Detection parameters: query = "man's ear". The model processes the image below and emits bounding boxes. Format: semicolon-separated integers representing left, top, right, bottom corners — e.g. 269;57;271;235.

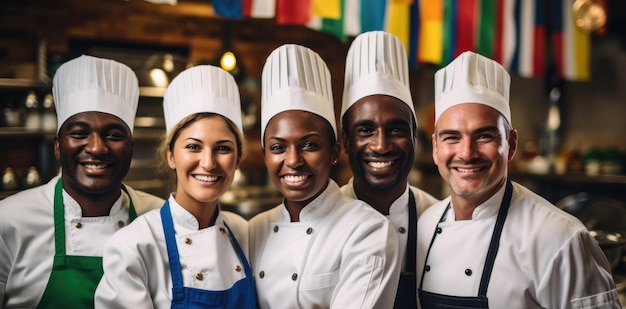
431;133;439;166
54;135;61;161
507;129;519;161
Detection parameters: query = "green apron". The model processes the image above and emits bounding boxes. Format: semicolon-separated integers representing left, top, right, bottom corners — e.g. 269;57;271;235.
36;179;136;309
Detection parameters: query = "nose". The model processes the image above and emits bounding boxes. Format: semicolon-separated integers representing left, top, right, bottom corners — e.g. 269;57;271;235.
84;134;108;155
285;147;303;169
457;136;479;161
200;150;216;170
369;130;392;154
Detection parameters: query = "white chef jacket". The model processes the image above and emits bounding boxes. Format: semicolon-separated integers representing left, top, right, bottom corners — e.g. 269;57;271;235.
0;176;163;309
95;195;250;309
249;180;401;309
417;180;621;308
341;177;439;270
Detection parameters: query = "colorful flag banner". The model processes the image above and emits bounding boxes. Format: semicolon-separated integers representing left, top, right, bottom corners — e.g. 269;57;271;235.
243;0;276;18
216;0;593;81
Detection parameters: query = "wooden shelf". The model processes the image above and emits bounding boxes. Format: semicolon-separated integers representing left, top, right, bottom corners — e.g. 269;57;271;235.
0;78;50;89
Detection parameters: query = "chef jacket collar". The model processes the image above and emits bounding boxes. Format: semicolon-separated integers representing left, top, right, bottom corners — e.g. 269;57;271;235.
167;195;226;231
445;180;508;222
277;180;341;222
61;183;125;218
388;184;411;217
344;177;410;218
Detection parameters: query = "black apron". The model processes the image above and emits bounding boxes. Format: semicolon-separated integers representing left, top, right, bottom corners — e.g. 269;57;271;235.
418;181;513;309
37;179;136;309
161;201;258;308
394;191;417;308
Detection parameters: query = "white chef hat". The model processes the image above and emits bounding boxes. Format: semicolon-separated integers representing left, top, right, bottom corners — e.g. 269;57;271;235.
261;44;335;145
435;51;511;125
163;65;242;134
341;31;416;125
52;55;139;133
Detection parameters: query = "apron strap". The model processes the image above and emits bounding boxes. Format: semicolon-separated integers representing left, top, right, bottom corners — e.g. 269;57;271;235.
53;180;137;256
477;180;513;297
405;190;417;273
418;200;449;289
160;201;186;301
419;180;514;298
121;184;137;222
223;221;254;278
53;179;66;257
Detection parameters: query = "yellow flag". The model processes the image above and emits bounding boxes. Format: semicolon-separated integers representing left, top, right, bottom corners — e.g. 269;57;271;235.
386;0;410;51
313;0;341;19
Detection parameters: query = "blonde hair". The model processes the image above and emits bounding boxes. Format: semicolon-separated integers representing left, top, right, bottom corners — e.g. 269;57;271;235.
157;113;247;188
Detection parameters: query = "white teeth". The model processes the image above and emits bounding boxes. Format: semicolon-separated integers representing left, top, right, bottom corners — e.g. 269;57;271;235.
283;175;307;183
84;164;106;169
368;161;393;168
457;167;482;172
194;175;218;182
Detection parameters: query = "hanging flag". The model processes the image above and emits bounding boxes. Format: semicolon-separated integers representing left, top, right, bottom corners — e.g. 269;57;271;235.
313;0;341;19
361;0;387;31
276;0;311;25
453;0;478;57
418;0;443;65
307;0;347;41
516;0;535;77
213;0;244;19
532;0;546;78
550;0;564;76
441;0;456;65
243;0;276;18
386;0;411;50
509;0;521;73
476;0;495;58
408;0;420;67
344;0;361;36
563;0;590;80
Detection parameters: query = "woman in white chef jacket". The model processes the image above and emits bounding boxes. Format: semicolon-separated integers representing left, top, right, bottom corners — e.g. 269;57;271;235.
248;44;401;309
95;65;257;308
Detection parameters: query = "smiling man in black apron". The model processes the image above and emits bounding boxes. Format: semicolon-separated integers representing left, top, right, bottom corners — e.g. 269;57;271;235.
0;55;163;308
416;51;620;308
340;31;440;308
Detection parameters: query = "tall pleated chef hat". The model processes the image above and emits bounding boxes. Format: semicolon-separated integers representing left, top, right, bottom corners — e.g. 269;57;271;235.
53;55;139;133
341;31;416;125
261;44;335;145
163;65;242;134
435;51;511;125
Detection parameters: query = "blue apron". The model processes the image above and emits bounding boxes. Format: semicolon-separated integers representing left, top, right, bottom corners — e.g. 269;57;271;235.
418;181;513;309
160;201;257;309
37;179;136;309
394;191;417;309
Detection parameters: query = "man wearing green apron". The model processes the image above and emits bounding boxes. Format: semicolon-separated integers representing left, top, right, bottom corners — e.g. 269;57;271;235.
0;55;163;308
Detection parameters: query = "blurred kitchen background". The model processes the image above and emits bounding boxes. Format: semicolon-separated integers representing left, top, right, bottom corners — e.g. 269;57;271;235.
1;0;626;299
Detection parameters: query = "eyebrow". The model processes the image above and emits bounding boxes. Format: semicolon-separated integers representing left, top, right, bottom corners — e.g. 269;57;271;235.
65;121;129;133
267;132;320;143
352;118;411;128
184;137;235;144
437;125;500;137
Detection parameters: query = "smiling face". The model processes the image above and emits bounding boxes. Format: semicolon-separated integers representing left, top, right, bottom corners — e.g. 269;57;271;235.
167;115;239;208
342;95;416;194
263;110;340;210
55;112;133;199
432;103;517;206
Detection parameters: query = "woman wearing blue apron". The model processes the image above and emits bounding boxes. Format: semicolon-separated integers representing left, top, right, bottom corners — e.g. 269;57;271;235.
95;65;256;308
